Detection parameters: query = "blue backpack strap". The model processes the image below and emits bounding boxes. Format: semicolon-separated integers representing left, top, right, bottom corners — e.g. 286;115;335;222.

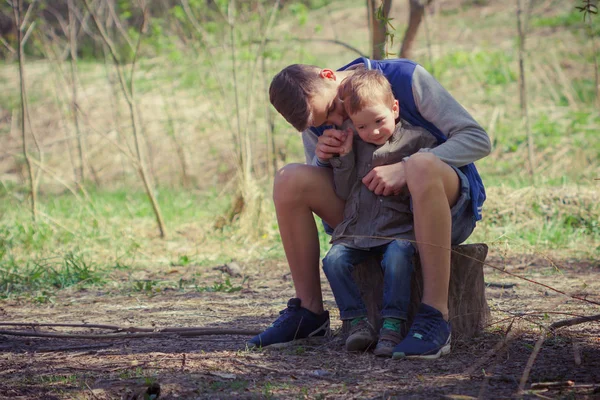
371;59;485;221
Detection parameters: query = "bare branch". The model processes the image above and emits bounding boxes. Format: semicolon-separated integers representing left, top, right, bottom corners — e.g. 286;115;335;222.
0;34;15;54
18;0;36;31
106;0;134;50
20;19;34;45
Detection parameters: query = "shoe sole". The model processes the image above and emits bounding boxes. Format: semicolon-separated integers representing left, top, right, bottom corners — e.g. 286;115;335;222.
373;347;393;357
391;341;451;360
346;337;376;352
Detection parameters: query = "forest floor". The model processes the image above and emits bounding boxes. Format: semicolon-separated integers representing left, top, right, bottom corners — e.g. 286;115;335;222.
1;253;599;399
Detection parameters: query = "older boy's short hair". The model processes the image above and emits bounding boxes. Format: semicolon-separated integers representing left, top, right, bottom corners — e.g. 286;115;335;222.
338;69;394;116
269;64;323;131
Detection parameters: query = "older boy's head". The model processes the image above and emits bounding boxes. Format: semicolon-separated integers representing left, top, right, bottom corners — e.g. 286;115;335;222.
337;69;399;145
269;64;347;131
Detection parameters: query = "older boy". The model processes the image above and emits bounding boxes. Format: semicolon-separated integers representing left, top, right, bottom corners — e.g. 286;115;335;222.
247;57;491;359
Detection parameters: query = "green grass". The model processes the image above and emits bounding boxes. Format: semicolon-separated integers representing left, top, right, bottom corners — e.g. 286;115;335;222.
0;0;599;300
0;251;106;298
531;7;599;36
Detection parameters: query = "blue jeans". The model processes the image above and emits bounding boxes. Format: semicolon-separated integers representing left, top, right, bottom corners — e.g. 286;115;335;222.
322;240;415;320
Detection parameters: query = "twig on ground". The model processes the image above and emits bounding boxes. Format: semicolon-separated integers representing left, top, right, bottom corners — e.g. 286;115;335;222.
466;320;515;376
518;330;547;394
486;310;596;329
486;282;518;288
530;381;574;390
84;382;100;400
37;343;113;353
573;342;581;366
232;359;283;375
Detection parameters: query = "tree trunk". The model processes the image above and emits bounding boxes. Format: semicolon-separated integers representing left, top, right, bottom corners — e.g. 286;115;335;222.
342;243;489;342
366;0;391;60
399;0;431;59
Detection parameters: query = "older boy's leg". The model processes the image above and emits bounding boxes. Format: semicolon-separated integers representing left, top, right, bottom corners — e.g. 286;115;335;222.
405;153;460;318
247;163;344;348
392;153;460;359
273;163;345;313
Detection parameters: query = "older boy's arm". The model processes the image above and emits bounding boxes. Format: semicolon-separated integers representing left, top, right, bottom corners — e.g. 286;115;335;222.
302;129;330;166
412;65;492;166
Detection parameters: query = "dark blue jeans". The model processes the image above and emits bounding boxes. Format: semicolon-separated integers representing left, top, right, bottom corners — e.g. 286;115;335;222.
322;240;415;321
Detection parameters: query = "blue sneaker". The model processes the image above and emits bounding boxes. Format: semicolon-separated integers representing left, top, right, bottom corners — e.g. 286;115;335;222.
247;298;330;348
392;303;451;360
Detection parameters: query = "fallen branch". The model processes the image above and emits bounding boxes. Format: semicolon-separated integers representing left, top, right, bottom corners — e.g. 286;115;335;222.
0;322;261;335
0;322;140;330
0;328;260;340
550;314;600;330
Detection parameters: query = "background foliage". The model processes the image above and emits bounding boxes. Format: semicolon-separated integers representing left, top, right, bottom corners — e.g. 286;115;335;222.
0;0;598;299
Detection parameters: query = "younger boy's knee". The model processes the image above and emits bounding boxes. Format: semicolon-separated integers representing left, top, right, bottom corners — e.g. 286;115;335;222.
382;241;415;271
322;246;351;275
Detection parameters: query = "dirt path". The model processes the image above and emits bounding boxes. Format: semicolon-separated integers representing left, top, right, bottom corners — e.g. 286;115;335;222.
1;255;599;399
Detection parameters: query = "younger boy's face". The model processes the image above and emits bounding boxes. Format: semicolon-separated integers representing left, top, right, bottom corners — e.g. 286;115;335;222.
350;100;399;145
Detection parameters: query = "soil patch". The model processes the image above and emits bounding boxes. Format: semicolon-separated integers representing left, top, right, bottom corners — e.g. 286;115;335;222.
1;255;599;399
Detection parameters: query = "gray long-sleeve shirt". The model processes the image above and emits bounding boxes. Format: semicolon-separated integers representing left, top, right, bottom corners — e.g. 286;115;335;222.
330;121;438;249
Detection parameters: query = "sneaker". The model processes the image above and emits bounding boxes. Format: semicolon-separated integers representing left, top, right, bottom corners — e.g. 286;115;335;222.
373;327;404;358
345;317;377;352
247;298;330;348
392;303;451;360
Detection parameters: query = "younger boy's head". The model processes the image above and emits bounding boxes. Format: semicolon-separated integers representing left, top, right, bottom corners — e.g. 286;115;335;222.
338;69;399;146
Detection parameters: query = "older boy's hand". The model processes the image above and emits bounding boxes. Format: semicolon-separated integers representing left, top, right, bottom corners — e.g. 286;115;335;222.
362;162;406;196
315;128;348;160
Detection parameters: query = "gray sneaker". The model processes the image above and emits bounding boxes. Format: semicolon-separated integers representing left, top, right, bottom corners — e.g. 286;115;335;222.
345;318;377;352
373;328;404;357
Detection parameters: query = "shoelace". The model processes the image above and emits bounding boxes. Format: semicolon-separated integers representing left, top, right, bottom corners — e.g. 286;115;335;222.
271;306;299;328
409;315;439;339
350;319;373;335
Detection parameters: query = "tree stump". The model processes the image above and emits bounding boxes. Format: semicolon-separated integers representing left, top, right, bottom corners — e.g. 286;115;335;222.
341;243;489;342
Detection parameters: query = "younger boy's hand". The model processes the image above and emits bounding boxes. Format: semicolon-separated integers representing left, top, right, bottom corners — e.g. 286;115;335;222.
362;161;407;196
315;128;349;160
338;128;354;156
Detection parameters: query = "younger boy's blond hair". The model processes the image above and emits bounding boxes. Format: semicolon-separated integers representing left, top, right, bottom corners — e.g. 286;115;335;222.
338;69;395;116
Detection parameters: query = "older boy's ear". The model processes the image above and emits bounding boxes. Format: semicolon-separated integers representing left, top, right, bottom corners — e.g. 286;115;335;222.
319;69;336;81
393;99;400;118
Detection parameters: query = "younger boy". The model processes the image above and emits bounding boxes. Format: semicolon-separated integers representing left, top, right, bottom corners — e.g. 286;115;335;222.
321;70;440;357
